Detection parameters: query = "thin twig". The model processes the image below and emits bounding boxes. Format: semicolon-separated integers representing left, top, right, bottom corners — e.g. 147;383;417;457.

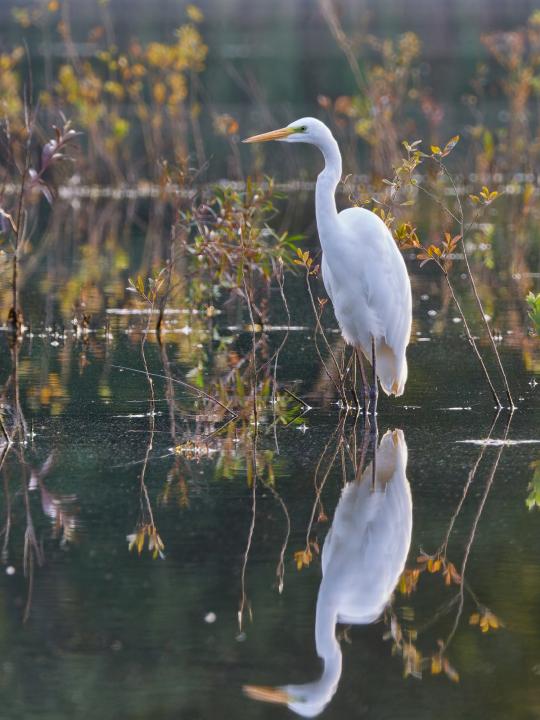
238;448;257;633
439;409;501;559
444;410;513;650
305;268;346;401
111;364;237;417
440;267;502;408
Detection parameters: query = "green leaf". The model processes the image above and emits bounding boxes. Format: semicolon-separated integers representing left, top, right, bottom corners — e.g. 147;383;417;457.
526;292;540;333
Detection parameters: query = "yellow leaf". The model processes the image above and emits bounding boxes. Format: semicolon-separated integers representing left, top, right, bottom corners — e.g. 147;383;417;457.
443;659;460;682
523;183;535;206
399;574;408;594
186;4;204;22
153;82;167;104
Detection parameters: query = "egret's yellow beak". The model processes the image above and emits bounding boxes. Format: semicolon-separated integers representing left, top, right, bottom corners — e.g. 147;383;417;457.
243;684;293;705
242;126;294;143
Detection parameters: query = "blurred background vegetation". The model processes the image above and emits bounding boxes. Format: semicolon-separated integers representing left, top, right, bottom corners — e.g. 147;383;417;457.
3;0;540;183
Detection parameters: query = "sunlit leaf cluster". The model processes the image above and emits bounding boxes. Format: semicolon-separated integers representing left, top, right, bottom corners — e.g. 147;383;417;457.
127;523;165;559
176;179;301;307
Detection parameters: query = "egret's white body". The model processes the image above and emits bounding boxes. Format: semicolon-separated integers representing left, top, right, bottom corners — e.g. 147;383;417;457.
244;429;412;717
244;118;412;396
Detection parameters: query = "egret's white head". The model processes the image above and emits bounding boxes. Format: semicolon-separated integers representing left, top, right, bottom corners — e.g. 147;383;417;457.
243;681;336;718
243;117;334;149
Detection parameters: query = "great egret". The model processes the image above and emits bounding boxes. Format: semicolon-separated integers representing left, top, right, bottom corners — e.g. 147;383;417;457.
243;118;412;409
243;429;412;717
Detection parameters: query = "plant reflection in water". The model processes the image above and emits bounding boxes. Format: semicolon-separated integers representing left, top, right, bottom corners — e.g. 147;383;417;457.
0;344;80;621
244;428;411;717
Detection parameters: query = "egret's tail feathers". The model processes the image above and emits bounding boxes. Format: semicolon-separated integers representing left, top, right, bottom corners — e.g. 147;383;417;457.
376;340;407;397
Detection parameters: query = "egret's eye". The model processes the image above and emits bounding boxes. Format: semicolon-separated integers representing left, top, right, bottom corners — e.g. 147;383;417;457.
300;125;307;132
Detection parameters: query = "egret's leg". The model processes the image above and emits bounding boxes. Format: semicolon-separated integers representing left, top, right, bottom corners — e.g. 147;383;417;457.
356;417;371;481
370;337;378;413
350;350;359;411
371;430;378;488
368;399;379;488
355;348;369;414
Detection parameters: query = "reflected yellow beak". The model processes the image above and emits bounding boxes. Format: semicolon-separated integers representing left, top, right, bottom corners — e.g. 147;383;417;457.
243;684;293;705
242;127;294;143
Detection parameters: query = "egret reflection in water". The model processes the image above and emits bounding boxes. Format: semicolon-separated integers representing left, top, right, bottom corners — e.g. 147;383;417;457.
244;428;412;717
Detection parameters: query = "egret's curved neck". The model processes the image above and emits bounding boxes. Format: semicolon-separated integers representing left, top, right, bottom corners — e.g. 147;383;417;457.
315;584;341;667
285;590;341;715
315;136;342;248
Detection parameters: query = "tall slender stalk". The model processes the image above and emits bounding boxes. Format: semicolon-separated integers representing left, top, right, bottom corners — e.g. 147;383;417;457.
9;117;32;336
440;164;515;408
440;267;502;409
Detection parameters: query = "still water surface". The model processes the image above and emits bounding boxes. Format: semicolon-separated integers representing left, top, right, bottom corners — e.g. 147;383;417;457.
0;214;539;719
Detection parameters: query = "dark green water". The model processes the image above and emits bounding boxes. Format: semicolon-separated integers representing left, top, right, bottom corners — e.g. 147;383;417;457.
0;228;539;719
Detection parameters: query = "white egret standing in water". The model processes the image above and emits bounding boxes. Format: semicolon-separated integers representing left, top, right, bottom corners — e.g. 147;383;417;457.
243;429;412;717
244;118;412;410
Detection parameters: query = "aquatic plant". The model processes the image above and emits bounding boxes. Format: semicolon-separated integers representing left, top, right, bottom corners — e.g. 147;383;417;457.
526;292;540;335
293;248;352;405
1;112;79;336
174;179;300;310
374;136;514;408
